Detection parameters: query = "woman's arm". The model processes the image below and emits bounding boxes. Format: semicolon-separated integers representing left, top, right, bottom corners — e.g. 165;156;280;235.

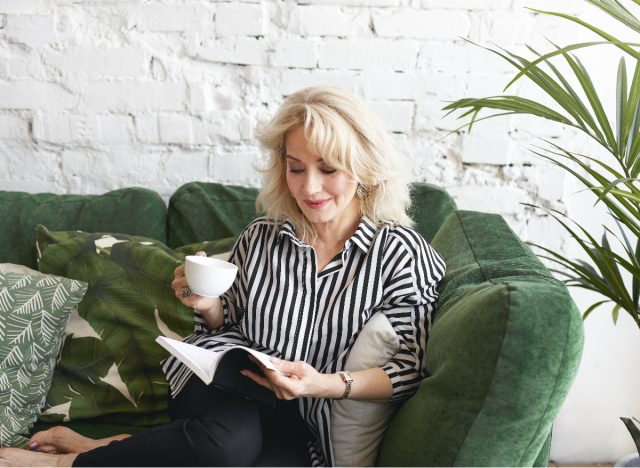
242;359;393;402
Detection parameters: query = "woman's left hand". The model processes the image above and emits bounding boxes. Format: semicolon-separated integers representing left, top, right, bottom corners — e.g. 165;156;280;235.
241;357;329;400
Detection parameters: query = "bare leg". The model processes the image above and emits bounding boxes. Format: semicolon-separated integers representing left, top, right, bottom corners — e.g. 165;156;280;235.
29;426;130;454
0;448;77;467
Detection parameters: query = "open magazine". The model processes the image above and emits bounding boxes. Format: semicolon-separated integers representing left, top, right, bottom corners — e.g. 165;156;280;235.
156;336;282;407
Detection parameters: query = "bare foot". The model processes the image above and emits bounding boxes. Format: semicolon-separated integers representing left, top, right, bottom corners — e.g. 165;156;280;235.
0;447;76;467
29;426;130;454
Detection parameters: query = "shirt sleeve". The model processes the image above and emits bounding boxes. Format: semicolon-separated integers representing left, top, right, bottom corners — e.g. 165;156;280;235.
380;228;446;403
193;227;251;334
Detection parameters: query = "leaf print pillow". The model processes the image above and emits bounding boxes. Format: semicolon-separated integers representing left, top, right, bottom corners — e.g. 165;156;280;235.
0;271;87;448
34;226;233;427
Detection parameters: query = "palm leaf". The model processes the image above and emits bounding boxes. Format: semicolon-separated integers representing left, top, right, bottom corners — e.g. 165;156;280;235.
527;8;640;60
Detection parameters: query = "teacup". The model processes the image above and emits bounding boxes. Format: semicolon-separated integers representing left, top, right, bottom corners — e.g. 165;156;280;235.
184;256;238;298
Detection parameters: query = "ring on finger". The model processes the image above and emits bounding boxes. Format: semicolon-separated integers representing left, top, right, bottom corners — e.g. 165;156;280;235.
181;287;193;298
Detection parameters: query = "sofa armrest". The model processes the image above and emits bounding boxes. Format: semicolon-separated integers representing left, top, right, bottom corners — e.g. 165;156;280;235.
378;210;584;466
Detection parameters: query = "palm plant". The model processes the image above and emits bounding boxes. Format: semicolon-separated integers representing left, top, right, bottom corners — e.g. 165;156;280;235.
444;0;640;329
444;0;640;453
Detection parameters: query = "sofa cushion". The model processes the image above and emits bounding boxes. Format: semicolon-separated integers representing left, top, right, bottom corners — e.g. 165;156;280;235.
408;183;457;242
167;182;457;248
167;182;260;249
0;269;87;447
0;188;167;270
377;210;583;466
331;313;400;467
35;226;230;427
433;210;553;305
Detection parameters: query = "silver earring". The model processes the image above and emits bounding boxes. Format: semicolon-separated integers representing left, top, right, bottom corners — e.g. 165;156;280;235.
356;184;366;200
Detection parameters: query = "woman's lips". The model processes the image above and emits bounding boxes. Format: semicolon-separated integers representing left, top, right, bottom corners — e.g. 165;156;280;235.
304;199;329;209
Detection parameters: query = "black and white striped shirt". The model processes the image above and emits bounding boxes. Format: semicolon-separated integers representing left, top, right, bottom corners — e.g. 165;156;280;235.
162;217;446;466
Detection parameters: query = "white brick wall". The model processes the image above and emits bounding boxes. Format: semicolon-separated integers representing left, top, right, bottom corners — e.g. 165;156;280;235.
0;0;635;464
0;0;578;242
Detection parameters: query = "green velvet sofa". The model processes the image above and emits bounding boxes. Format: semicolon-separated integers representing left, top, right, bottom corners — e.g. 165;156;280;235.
0;181;583;466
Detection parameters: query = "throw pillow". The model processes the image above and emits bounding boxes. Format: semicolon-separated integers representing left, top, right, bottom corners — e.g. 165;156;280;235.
331;313;400;467
0;270;87;447
35;226;232;427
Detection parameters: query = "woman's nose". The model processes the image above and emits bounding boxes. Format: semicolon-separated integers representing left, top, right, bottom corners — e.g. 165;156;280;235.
302;171;322;195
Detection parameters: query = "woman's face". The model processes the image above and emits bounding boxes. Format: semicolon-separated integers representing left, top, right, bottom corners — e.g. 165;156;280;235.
284;126;359;230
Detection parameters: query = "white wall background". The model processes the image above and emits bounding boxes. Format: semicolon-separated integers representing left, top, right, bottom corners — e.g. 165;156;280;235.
0;0;638;463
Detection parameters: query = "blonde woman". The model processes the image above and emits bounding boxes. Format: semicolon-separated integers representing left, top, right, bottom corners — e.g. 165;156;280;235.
0;87;446;467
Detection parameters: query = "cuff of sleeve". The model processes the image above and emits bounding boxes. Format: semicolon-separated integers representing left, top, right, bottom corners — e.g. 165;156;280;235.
193;309;210;333
220;295;234;326
382;362;421;404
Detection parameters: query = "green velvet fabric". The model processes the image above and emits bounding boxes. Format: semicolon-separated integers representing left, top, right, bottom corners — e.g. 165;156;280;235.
166;181;457;247
167;182;260;248
408;183;458;242
0;188;167;269
377;211;584;466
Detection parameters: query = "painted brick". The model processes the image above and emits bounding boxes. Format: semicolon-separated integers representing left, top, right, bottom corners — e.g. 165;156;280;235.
61;149;117;194
279;69;358;95
129;4;213;32
448;185;526;215
5;14;55;47
164;150;210;182
415;0;511;9
96;114;134;144
270;38;317;69
193;38;268;66
133;114;159;144
6;56;46;79
216;3;264;37
525;214;565;252
32;113;96;144
297;5;369;37
44;47;146;78
373;9;471;40
187;83;213;114
0;0;49;15
298;0;399;6
211;145;262;186
82;82;185;112
318;40;418;70
361;70;465;100
0;115;29;139
417;42;514;74
5;150;61;185
158;114;195;145
461;133;513;165
0;82;75;109
370;101;414;133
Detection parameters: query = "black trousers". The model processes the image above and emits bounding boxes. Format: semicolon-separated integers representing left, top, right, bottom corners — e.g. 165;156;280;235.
73;376;312;467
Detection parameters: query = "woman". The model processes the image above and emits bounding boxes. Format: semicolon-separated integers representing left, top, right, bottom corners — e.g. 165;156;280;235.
0;86;445;467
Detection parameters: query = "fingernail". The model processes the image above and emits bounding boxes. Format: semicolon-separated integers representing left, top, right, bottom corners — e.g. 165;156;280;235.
29;442;38;449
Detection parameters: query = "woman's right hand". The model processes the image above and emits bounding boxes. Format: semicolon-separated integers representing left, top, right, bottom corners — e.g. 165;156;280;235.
172;251;217;313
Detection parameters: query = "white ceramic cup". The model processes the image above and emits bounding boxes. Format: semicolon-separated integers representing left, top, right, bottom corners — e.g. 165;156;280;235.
184;255;238;298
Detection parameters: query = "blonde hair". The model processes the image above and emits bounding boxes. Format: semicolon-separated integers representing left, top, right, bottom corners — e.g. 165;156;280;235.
255;86;413;235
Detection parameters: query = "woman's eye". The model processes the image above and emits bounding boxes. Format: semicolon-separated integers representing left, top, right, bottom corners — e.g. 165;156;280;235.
288;167;304;174
321;168;337;175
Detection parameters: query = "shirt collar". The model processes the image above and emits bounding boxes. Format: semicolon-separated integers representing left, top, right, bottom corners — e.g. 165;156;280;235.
278;217;377;254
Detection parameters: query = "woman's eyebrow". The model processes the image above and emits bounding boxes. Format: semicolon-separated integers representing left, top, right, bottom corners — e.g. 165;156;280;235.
285;155;325;163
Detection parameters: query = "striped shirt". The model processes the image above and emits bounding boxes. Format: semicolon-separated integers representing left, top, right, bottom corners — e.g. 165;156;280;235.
162;216;446;466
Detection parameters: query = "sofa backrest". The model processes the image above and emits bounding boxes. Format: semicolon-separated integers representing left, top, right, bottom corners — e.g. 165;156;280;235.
166;181;457;248
0;188;167;269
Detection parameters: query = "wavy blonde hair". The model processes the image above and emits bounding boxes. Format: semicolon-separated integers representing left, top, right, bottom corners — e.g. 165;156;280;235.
255;86;413;235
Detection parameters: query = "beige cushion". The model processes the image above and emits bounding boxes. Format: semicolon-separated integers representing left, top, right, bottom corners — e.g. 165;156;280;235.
331;313;400;466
